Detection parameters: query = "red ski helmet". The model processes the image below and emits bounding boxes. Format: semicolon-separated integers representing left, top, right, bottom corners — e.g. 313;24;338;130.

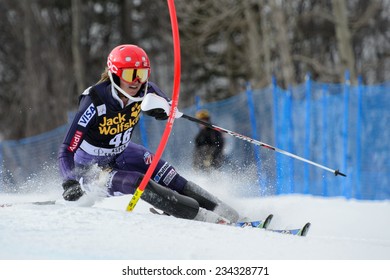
107;44;151;84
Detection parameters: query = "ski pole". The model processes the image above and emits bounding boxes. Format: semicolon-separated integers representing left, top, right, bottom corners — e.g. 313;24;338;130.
181;113;346;177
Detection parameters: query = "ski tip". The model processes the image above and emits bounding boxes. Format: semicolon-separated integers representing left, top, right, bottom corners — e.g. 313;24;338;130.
234;214;273;229
263;214;273;229
149;207;160;215
149;207;170;216
298;222;311;237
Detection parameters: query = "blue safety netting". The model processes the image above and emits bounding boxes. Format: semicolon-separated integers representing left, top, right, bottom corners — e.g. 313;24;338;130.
1;78;389;200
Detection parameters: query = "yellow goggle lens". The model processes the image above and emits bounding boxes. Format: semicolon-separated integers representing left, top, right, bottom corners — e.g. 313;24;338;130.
121;68;149;83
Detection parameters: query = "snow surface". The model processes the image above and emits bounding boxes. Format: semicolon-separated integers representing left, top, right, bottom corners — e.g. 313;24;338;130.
1;172;389;261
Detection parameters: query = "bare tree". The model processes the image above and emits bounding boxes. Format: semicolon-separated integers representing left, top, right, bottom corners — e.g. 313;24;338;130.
120;0;135;42
0;0;389;140
269;0;296;87
331;0;356;83
242;0;264;88
260;2;273;86
72;0;86;94
23;1;45;137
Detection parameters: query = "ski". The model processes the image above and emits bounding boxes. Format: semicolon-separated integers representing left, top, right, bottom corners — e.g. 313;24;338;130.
236;216;310;236
235;214;273;229
31;200;57;205
0;203;12;208
267;222;311;237
149;207;170;216
150;207;310;236
0;200;56;208
150;207;273;229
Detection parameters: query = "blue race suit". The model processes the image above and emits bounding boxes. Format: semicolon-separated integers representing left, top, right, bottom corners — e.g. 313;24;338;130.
58;80;187;195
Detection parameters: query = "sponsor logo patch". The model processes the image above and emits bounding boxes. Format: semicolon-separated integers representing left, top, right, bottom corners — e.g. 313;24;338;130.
78;104;96;127
154;162;170;183
98;103;141;135
163;169;177;186
68;130;83;152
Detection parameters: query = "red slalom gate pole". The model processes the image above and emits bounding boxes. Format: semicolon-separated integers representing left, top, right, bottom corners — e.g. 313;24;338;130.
126;0;181;211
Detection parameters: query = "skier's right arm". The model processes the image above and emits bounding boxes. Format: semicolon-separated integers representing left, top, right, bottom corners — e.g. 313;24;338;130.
58;94;96;200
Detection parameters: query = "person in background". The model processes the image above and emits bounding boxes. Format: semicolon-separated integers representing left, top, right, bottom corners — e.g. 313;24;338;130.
58;44;239;224
193;109;225;171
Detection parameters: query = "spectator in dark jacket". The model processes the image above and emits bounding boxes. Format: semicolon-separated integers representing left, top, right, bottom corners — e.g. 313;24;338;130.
193;109;224;171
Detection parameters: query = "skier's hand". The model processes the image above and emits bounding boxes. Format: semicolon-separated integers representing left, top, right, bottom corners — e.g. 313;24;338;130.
141;93;169;120
62;179;84;201
144;108;169;120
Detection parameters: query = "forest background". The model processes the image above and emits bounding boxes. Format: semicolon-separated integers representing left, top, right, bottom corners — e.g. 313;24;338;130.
0;0;389;140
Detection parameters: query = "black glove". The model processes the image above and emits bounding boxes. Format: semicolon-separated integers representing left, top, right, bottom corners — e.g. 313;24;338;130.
144;108;169;120
62;179;84;201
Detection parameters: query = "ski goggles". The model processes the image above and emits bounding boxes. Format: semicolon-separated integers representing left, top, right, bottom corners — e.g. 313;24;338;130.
120;68;149;84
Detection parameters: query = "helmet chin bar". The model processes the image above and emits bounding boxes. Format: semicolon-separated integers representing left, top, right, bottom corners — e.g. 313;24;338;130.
108;71;145;102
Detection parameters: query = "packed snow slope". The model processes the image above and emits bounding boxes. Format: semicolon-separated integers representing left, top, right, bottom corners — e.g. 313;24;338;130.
0;173;389;260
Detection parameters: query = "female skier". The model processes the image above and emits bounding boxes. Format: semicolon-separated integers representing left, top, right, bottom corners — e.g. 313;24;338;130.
58;44;239;224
